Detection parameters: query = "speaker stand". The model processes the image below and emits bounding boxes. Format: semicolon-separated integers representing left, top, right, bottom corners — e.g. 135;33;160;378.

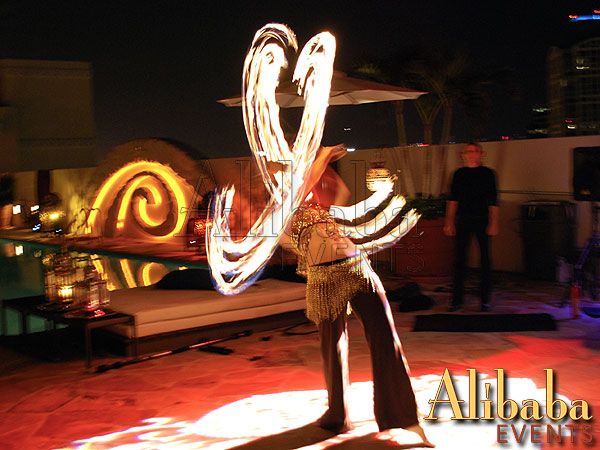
573;203;600;301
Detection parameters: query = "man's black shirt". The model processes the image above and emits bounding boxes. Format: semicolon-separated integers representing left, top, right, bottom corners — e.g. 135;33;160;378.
450;166;497;223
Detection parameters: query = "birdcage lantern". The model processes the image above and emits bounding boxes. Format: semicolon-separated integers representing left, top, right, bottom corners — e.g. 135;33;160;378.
366;166;392;192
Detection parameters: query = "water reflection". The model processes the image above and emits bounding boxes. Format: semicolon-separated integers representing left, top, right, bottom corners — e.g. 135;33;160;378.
0;241;46;299
0;239;193;298
90;255;183;290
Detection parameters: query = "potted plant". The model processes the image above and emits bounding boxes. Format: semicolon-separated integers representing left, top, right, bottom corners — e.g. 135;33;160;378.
0;173;14;229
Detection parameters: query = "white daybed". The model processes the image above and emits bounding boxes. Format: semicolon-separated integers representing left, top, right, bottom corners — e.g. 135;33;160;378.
105;278;308;354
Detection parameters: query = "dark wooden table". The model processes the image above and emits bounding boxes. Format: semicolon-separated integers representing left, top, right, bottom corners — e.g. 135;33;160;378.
1;295;137;369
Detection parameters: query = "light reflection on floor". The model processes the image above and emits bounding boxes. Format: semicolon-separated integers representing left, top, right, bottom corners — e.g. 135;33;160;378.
66;374;570;449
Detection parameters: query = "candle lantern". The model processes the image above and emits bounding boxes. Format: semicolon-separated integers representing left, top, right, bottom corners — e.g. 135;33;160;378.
366;152;392;192
186;210;210;251
41;250;111;315
366;167;392;192
44;269;57;301
40;247;76;309
77;264;110;316
55;248;75;304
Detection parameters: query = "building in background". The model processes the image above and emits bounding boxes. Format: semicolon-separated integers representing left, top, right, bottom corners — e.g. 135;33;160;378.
0;59;96;204
526;105;550;138
547;37;600;137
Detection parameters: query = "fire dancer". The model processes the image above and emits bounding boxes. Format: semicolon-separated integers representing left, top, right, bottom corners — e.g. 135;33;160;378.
279;144;433;446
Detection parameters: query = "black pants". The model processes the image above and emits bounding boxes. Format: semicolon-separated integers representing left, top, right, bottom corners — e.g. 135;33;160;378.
452;220;491;307
317;289;419;431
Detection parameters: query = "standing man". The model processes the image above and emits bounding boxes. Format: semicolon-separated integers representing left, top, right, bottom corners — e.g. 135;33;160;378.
444;142;498;312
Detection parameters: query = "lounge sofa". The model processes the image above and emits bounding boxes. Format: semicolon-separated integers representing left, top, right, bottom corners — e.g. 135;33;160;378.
105;268;308;354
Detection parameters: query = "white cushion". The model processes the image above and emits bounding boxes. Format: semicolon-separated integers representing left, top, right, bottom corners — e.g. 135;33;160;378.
107;279;306;338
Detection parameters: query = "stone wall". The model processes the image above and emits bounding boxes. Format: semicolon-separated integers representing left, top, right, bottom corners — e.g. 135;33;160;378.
337;135;600;273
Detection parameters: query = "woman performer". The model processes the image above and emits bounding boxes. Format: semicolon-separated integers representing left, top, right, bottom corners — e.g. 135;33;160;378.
280;144;434;447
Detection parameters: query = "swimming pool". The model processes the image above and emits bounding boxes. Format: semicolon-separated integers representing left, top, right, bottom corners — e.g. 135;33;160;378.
0;238;206;335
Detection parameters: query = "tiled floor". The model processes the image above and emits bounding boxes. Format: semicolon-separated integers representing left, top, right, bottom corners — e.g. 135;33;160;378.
1;270;599;449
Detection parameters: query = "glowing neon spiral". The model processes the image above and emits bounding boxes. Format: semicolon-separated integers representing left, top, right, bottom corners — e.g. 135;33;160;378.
85;160;194;241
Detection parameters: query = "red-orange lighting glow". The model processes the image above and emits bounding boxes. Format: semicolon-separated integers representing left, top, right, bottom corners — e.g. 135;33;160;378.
65;375;569;449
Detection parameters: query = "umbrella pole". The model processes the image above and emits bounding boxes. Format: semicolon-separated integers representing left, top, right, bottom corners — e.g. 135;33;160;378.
96;330;253;373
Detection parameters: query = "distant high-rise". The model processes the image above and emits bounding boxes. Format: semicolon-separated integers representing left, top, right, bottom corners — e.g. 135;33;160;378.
547;37;600;137
527;105;550;138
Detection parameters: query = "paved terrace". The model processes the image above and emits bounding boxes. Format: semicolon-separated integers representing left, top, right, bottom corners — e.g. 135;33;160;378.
0;230;599;449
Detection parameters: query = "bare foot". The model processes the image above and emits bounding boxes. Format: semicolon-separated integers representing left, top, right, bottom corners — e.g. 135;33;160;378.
404;424;435;448
316;410;353;434
378;425;435;448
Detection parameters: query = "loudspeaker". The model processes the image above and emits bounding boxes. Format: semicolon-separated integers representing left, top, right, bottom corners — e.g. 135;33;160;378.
574;147;600;201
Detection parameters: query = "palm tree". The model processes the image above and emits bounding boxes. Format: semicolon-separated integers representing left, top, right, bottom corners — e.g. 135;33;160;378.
354;43;517;195
402;46;492;193
351;63;419;194
386;44;491;144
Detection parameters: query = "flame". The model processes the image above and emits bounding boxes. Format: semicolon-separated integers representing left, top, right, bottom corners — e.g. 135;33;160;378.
207;24;336;295
207;23;419;295
329;177;419;249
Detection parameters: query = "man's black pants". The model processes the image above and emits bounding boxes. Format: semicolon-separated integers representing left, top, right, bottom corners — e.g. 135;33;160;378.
452;220;491;308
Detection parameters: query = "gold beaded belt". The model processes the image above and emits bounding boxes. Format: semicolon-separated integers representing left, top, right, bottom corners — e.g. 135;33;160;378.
305;255;382;324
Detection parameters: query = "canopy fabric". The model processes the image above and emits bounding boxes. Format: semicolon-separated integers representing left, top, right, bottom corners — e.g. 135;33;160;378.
218;71;426;108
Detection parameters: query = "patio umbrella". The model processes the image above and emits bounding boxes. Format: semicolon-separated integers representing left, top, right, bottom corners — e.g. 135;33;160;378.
217;71;426;108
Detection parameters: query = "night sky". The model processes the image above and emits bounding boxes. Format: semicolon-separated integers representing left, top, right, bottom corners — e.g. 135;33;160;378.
0;1;598;159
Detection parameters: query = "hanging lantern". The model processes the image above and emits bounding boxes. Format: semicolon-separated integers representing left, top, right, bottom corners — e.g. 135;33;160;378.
366;167;392;192
54;249;76;304
366;151;392;192
186;210;210;250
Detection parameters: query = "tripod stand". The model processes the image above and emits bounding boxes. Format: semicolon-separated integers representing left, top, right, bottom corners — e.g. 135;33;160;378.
573;203;600;301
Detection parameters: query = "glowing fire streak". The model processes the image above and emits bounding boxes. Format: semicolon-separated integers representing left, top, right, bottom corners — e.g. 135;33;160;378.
207;24;336;295
85;161;192;240
328;178;419;249
330;177;395;220
141;262;155;286
336;198;406;238
67;376;568;449
208;24;420;295
332;185;420;253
